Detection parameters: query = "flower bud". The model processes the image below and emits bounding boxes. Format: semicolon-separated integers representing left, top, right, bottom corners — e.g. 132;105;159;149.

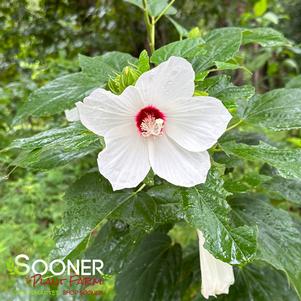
108;66;140;94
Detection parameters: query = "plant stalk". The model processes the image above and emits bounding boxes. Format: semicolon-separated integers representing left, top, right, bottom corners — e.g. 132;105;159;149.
226;119;243;131
149;17;155;54
143;0;176;54
143;0;154;54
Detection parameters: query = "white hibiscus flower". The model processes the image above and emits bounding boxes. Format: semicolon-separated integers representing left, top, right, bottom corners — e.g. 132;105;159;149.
197;229;235;299
76;56;232;190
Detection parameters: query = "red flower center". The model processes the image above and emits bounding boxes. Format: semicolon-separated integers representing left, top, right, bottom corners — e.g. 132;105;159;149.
135;105;166;137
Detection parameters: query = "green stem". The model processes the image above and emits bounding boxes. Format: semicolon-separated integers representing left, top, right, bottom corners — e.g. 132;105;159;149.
1;165;17;181
143;0;151;27
150;17;155;53
135;183;147;194
143;0;155;54
226;119;243;132
143;0;176;54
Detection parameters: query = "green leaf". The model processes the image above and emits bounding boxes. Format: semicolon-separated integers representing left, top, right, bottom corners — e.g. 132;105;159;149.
196;75;255;108
171;247;201;300
219;264;299;301
10;122;96;150
108;192;159;232
115;231;182;301
242;27;289;47
52;173;178;261
124;0;143;9
124;0;176;17
10;123;102;170
183;169;257;264
190;28;242;73
150;38;205;65
215;61;241;70
263;176;301;205
264;11;279;24
83;192;182;286
221;141;301;180
224;173;271;193
188;27;202;39
247;51;272;71
195;71;210;82
52;173;133;260
288;137;301;148
253;0;267;17
146;182;185;223
231;195;301;298
13;73;100;125
85;221;146;274
214;61;252;74
147;0;177;17
79;51;137;81
137;50;150;73
166;16;188;38
286;75;301;88
241;88;301;130
14;52;136;124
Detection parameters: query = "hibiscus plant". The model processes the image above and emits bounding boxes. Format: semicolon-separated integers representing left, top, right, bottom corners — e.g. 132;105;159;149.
6;0;301;300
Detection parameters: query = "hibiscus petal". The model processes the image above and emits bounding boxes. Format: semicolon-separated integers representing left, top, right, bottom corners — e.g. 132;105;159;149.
98;124;150;190
197;230;234;299
148;135;210;187
76;86;143;136
165;96;232;152
65;107;80;122
135;56;195;108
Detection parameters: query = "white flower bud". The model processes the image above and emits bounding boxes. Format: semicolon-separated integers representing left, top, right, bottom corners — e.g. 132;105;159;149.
197;229;234;299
